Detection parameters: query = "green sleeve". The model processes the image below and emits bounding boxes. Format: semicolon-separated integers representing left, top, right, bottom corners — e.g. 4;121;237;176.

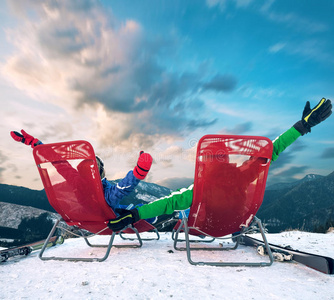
137;184;194;219
271;126;301;162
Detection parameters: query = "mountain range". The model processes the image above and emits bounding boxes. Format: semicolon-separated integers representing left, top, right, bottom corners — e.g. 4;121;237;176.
1;171;333;246
0;180;173;247
259;172;334;232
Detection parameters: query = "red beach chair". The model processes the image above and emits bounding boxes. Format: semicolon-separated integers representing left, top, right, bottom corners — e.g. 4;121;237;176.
173;135;274;266
33;140;159;262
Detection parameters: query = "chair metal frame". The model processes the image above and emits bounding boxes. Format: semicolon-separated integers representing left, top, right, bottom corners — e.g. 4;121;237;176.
171;219;215;244
38;217;148;262
174;215;273;267
119;229;160;241
173;134;274;267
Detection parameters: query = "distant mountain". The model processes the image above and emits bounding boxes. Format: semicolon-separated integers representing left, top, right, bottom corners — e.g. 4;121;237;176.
0;180;174;247
1;172;333;247
0;180;172;213
0;184;55;212
0;202;57;229
108;179;172;206
258;171;334;233
266;174;324;191
0;202;58;247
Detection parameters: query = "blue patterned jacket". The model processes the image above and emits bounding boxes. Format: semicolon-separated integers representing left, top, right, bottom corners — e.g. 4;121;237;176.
102;170;140;211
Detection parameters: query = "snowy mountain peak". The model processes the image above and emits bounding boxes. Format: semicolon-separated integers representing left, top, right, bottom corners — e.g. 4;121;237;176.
301;174;323;182
266;173;324;191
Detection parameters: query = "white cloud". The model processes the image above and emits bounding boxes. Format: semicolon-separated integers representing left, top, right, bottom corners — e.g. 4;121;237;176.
1;0;243;189
242;86;285;101
258;0;329;35
267;39;334;65
1;1;163;155
206;0;253;11
265;11;328;34
3;0;224;148
3;4;143;111
235;0;253;8
269;42;286;53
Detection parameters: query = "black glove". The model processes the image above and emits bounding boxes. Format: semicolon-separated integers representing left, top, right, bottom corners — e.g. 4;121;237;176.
107;208;140;231
294;98;332;135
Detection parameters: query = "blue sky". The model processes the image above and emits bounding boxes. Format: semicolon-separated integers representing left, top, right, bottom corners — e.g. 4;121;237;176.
0;0;333;190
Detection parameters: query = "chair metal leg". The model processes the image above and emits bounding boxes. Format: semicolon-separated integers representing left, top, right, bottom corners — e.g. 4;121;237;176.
172;227;215;243
173;218;234;251
39;219;143;262
177;216;274;267
119;228;160;241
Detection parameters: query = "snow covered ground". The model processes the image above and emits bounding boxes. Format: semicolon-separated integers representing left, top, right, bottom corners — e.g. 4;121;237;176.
1;230;333;300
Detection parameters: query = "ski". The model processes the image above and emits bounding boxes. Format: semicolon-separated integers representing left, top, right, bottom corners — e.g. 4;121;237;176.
240;235;334;274
0;245;32;262
0;235;62;263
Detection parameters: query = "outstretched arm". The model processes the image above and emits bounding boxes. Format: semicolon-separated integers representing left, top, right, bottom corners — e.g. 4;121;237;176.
10;129;81;186
10;130;42;148
103;151;153;210
272;98;332;162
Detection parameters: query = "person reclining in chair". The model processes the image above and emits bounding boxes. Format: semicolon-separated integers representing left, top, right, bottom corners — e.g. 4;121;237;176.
105;98;332;231
10;129;155;223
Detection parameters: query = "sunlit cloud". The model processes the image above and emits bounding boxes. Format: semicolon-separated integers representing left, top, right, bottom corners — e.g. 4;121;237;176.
3;0;236;152
1;0;332;191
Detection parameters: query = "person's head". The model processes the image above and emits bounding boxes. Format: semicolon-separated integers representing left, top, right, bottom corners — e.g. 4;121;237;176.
96;155;105;179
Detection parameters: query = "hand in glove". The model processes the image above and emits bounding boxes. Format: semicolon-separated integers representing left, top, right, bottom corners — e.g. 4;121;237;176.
133;151;153;180
10;130;42;148
294;98;332;135
107;208;140;232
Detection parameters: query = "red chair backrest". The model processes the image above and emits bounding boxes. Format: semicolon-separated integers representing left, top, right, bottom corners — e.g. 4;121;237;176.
189;135;273;237
33;141;154;234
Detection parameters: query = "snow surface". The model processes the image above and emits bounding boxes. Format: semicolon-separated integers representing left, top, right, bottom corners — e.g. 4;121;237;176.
1;231;333;300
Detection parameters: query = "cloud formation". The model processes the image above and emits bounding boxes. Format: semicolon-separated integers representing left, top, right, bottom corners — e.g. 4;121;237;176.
268;165;310;186
3;0;237;150
220;121;253;135
202;74;237;93
320;147;334;159
206;0;253;12
2;0;332;191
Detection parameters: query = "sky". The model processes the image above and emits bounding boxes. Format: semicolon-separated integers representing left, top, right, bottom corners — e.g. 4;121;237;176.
0;0;333;191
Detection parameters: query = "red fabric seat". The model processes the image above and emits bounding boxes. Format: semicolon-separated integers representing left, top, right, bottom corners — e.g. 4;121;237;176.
33;140;158;261
173;135;274;267
190;135;273;237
